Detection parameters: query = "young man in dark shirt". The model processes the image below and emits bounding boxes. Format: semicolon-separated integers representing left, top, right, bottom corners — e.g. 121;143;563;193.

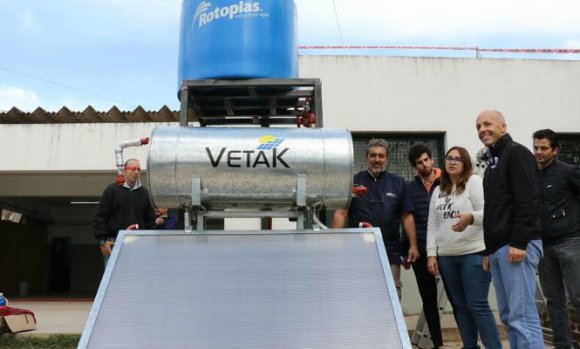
405;144;444;348
533;129;580;349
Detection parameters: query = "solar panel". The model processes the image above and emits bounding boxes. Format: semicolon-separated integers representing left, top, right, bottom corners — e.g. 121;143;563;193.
79;229;410;349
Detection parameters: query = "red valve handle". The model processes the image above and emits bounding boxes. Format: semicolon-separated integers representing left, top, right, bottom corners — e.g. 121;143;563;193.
352;184;367;197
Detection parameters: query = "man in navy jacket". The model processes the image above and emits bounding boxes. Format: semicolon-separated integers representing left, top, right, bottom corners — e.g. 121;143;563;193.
332;138;420;300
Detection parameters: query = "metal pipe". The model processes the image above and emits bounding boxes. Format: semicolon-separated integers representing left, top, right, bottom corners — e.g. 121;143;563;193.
311;207;329;230
114;137;149;184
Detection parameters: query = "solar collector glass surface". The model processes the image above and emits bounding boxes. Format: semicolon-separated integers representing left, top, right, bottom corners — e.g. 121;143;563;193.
83;231;409;349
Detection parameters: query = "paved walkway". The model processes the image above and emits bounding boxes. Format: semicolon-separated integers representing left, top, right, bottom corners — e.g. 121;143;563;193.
7;300;91;335
5;300;553;348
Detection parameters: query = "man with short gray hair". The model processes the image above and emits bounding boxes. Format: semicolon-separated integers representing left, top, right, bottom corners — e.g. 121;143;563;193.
332;138;420;300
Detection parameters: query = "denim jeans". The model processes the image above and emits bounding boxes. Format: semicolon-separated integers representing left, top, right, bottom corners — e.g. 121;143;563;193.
438;253;501;349
490;240;544;349
538;237;580;349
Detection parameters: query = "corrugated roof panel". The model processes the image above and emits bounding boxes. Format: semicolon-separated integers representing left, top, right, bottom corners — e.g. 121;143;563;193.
0;106;179;124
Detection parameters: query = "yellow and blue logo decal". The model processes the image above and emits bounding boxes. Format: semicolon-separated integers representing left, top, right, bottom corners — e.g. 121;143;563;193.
257;135;284;150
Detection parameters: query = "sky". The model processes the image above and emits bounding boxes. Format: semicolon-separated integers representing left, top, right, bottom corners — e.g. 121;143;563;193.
0;0;579;113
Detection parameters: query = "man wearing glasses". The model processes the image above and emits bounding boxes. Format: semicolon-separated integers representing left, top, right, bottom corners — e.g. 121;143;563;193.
332;138;420;300
475;110;543;348
93;159;156;266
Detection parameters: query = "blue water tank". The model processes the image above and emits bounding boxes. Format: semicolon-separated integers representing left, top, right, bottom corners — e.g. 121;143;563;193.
178;0;298;85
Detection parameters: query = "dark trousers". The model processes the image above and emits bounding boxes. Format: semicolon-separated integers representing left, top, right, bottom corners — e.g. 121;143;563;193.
412;255;443;346
539;237;580;349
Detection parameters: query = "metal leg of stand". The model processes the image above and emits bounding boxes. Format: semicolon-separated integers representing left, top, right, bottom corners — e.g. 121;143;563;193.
184;207;192;233
411;307;431;348
412;276;448;349
535;274;554;344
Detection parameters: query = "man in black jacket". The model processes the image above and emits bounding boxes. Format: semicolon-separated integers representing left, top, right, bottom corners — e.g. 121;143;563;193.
533;129;580;349
405;144;444;348
476;110;544;348
93;159;156;266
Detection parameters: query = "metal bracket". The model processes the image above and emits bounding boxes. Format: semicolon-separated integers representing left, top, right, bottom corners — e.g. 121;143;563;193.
184;207;192;233
296;174;306;207
181;176;202;232
192;176;201;207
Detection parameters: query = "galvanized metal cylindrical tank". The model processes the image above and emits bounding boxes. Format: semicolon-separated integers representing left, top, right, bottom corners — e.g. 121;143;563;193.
147;127;353;210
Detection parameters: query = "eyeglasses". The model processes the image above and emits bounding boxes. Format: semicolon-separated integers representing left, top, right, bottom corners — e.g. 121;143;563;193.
445;156;464;163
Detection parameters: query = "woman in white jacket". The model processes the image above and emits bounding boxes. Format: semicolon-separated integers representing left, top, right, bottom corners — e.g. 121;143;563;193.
427;146;500;349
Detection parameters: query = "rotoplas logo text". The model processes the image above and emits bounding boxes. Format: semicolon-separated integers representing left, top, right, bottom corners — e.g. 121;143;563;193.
193;1;262;28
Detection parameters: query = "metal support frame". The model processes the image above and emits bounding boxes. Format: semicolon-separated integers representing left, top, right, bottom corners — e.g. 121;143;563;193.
178;78;323;127
189;173;310;231
535;274;555;344
411;277;448;349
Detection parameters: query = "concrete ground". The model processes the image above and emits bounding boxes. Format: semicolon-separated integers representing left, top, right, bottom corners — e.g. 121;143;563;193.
7;300;91;335
5;300;554;348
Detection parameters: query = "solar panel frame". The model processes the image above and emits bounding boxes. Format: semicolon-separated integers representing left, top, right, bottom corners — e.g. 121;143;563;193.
79;229;411;349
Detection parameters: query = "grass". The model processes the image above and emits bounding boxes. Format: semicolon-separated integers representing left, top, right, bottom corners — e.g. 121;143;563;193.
0;334;80;349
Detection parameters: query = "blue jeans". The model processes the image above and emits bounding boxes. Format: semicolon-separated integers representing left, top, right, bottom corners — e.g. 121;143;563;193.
438;253;501;349
490;240;544;349
538;237;580;349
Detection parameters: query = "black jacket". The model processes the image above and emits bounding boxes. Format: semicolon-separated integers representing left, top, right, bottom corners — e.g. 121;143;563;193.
537;159;580;247
404;175;440;253
93;183;156;241
482;134;540;253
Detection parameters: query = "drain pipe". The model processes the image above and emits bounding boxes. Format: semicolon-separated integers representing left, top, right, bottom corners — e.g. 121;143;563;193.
310;202;329;230
115;137;150;184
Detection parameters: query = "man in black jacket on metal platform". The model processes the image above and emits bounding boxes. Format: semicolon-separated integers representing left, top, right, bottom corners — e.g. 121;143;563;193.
476;109;544;348
93;159;156;266
533;129;580;349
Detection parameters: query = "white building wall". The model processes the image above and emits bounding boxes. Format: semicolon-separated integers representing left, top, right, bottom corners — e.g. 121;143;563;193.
2;56;579;173
0;122;178;171
299;55;580;155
